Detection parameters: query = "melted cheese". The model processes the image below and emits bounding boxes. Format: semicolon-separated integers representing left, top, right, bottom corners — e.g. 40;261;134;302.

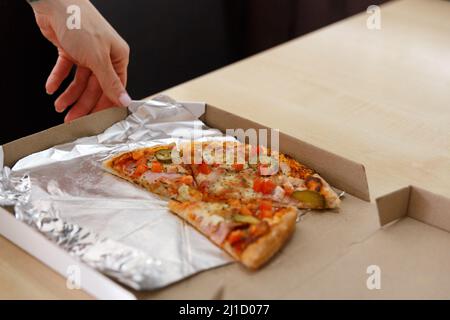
193;203;228;227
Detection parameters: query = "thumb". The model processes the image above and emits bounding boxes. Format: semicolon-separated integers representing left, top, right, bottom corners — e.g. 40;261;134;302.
92;60;131;107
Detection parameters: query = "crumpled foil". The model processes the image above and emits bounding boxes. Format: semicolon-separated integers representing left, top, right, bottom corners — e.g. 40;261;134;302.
0;95;234;290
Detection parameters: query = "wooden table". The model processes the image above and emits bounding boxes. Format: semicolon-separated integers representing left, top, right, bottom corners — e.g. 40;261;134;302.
1;0;448;299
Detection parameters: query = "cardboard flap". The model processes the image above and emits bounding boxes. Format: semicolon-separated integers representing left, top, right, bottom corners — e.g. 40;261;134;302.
408;186;450;233
376;186;410;226
202;105;370;201
377;186;450;232
2;108;128;167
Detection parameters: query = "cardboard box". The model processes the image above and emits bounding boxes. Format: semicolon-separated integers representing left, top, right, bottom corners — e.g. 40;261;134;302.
1;104;449;299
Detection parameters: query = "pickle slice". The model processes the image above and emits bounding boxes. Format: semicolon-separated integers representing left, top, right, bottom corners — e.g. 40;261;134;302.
232;214;260;225
155;149;172;163
291;190;326;209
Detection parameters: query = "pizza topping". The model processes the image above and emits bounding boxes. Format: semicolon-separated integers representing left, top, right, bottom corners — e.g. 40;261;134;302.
259;199;272;211
239;205;253;216
227;220;270;254
305;176;322;192
253;178;277;195
165;164;178;174
283;183;294;196
232;163;244;171
210;222;233;244
227;229;246;246
177;185;194;202
155;149;173;163
142;171;182;183
279;161;291;175
150;161;163;173
291;190;326;209
272;186;285;202
132;159;148;178
122;160;136;175
262;180;276;194
252;178;263;192
201;214;225;228
258;209;274;219
232;214;260;225
198;163;212;175
132;149;145;160
249;221;270;238
132;165;147;178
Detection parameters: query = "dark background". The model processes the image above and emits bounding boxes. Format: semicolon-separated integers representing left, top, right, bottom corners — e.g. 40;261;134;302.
0;0;387;144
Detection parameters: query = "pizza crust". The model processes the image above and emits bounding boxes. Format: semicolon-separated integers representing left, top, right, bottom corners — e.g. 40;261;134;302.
313;174;341;209
103;156;138;186
239;208;297;269
169;200;297;269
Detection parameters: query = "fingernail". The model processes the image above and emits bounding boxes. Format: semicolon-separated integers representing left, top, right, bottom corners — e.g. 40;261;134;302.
119;92;132;107
46;83;55;95
55;101;63;113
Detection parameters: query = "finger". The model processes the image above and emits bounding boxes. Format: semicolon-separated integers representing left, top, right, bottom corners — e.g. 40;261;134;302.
111;42;129;87
46;55;73;94
91;94;114;113
112;58;128;88
64;75;102;122
54;67;91;112
92;58;131;107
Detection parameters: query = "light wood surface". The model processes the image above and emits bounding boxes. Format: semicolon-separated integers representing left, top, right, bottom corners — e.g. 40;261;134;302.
1;0;449;299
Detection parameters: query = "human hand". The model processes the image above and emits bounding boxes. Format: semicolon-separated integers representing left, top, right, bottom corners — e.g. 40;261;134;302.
29;0;131;122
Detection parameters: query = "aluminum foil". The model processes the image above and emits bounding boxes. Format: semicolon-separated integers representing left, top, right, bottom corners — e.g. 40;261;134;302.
0;96;235;290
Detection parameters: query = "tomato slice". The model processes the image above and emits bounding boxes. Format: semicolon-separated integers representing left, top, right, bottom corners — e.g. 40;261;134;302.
136;157;147;167
259;210;274;219
253;178;264;192
132;163;148;177
233;163;244;171
261;180;276;195
259;200;273;211
198;163;212;175
151;161;163;173
228;229;245;245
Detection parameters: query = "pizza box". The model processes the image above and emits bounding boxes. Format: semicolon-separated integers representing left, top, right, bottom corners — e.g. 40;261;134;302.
1;102;448;299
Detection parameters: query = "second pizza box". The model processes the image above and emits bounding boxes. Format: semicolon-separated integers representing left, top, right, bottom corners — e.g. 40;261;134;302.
1;101;449;299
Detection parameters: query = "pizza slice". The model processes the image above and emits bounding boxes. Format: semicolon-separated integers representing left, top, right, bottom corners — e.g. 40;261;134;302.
255;151;341;209
186;141;340;209
168;198;297;269
102;144;202;202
